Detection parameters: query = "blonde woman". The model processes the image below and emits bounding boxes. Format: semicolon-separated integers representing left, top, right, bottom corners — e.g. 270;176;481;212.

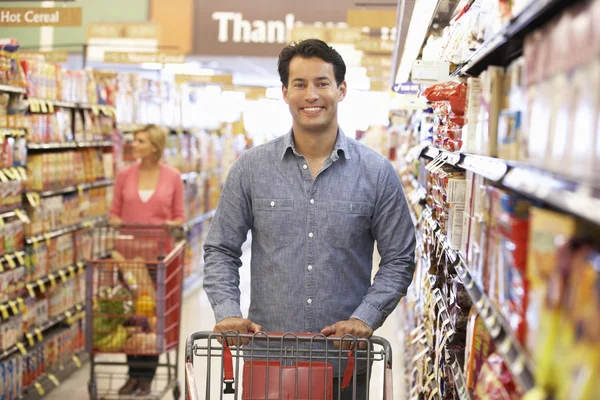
109;124;184;395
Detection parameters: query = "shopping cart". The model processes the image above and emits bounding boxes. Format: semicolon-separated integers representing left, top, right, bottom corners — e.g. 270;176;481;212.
85;224;186;400
185;331;394;400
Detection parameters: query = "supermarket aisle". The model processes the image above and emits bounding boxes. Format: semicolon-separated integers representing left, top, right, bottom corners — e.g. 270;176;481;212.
46;240;406;400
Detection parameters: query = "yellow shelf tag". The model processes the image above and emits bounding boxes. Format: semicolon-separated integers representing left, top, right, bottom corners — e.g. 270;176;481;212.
24;253;31;268
48;373;59;387
16;297;25;312
34;382;45;396
16;342;27;355
48;274;56;287
34;328;43;342
0;304;9;319
65;311;73;324
8;300;18;314
43;233;52;246
25;332;35;346
26;193;38;207
75;304;83;312
0;260;4;273
58;270;67;283
47;101;55;114
17;166;28;181
91;105;100;116
36;279;46;294
9;167;20;181
68;266;76;279
26;283;36;298
40;100;48;113
31;237;39;249
77;262;85;274
14;252;24;266
3;168;15;180
72;355;82;368
0;216;3;227
82;220;94;229
77;184;84;200
4;254;16;269
14;209;30;223
0;170;7;182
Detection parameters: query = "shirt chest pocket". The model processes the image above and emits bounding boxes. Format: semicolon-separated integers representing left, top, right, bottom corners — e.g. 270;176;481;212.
252;198;294;248
325;200;373;249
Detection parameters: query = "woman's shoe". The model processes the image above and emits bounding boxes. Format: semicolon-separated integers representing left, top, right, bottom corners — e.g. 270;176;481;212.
118;377;138;395
136;379;152;396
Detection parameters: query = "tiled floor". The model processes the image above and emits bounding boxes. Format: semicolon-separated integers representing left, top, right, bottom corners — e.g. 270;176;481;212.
46;244;407;400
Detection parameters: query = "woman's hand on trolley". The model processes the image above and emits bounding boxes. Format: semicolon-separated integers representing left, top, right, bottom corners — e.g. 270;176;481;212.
320;318;373;350
214;317;264;346
108;216;122;227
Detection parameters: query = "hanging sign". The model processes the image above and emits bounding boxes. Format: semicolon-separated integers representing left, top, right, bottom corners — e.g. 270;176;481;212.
0;7;82;26
103;51;185;64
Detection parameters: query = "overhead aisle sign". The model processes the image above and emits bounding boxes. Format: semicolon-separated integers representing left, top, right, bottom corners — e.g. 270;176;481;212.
0;7;82;26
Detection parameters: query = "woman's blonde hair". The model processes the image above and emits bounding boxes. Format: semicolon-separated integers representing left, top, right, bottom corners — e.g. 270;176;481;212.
134;124;167;162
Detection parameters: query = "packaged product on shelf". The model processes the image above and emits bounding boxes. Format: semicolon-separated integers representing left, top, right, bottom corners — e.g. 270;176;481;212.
475;66;504;157
525;207;578;356
474;352;519;400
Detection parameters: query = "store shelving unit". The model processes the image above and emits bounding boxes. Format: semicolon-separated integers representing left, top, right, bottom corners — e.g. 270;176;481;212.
419;145;600;226
27;141;113;150
28;179;114;198
452;0;587;77
25;216;107;246
0;84;26;94
21;351;89;400
0;303;85;364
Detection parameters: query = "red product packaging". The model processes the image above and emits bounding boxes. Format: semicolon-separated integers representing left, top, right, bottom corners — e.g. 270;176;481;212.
423;81;467;102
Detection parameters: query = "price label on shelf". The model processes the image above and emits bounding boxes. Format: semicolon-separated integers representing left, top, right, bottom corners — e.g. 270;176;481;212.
36;279;46;294
0;170;7;183
26;193;38;207
0;304;9;319
29;99;39;113
16;297;25;312
34;328;43;342
34;382;45;396
65;311;73;324
72;355;82;368
4;254;16;269
14;209;30;224
31;237;39;249
17;166;27;181
48;274;56;287
91;105;100;116
8;300;18;314
3;167;14;180
9;167;20;181
0;260;4;273
47;102;55;113
68;266;76;279
75;304;83;312
48;373;60;386
44;233;52;246
77;262;85;274
26;284;36;298
40;100;48;114
25;332;35;346
58;270;67;283
16;342;27;355
14;252;24;266
77;184;84;200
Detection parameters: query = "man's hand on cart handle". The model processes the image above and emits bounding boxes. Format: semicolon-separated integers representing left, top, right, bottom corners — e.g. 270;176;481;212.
320;318;373;350
214;317;264;346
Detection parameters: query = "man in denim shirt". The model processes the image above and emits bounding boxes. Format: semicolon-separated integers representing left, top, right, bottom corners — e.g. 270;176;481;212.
203;39;415;398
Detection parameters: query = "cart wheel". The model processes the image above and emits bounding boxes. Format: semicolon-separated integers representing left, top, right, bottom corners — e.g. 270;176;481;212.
173;384;181;400
88;379;98;400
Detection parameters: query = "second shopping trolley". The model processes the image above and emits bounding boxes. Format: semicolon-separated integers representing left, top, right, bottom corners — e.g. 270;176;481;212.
85;224;186;399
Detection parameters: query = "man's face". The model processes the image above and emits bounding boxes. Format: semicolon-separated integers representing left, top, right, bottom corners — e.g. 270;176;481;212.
282;56;347;134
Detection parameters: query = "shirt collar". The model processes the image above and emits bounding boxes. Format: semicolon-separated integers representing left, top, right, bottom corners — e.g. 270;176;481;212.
280;128;351;161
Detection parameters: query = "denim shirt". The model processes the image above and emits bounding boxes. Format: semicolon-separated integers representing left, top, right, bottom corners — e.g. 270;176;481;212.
203;129;416;335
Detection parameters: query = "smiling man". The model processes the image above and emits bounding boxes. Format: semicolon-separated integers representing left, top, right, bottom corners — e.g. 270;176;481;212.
203;39;416;399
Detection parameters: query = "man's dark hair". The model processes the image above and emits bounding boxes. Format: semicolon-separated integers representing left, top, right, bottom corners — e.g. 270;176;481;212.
278;39;346;88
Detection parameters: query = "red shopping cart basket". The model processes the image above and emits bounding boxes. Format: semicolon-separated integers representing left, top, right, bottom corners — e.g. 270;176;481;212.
185;331;394;400
85;224;186;400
